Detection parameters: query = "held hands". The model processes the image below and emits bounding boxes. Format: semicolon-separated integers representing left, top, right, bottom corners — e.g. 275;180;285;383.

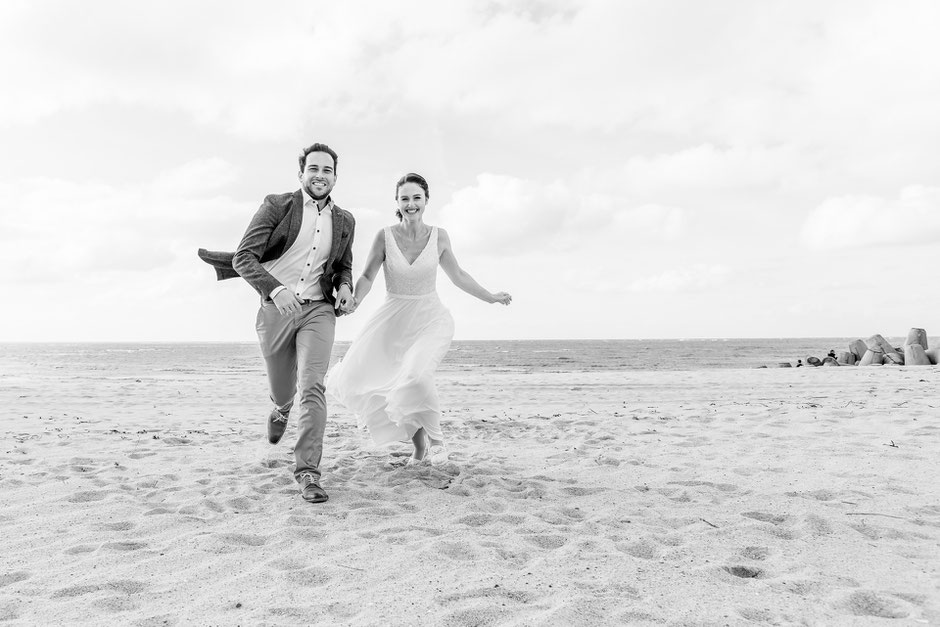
490;292;512;305
273;290;303;315
336;283;355;314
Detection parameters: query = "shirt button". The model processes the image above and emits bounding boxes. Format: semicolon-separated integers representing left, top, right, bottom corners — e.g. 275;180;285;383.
301;278;304;281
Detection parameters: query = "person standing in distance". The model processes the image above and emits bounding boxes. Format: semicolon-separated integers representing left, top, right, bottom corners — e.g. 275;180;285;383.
198;143;355;503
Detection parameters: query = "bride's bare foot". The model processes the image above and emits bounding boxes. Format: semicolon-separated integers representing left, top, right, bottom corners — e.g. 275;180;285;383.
410;428;429;462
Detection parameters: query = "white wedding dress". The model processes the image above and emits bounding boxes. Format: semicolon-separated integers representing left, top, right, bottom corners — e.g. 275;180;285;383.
327;226;454;445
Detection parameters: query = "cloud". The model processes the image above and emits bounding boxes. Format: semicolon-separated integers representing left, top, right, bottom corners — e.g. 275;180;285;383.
616;144;805;196
800;185;940;250
0;162;253;283
151;158;241;196
626;265;730;293
4;0;938;153
438;173;685;255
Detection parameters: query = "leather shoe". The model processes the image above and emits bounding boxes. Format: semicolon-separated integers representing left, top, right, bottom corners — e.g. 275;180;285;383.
267;407;289;444
298;473;328;503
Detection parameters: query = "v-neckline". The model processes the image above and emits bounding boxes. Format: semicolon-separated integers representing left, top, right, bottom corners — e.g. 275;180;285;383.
390;226;433;267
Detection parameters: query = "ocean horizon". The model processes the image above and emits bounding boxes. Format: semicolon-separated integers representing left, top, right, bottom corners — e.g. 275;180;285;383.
3;337;934;376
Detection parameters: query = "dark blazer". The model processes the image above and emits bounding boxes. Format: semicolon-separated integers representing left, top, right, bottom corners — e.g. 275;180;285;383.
198;190;355;310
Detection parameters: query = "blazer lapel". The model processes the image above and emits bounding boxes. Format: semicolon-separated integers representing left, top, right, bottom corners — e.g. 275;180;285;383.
284;190;304;251
327;206;344;270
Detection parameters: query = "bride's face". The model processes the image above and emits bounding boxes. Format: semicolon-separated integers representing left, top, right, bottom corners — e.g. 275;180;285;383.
397;182;427;221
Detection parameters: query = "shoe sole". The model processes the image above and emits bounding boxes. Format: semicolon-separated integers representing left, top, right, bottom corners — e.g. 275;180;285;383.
302;493;329;503
268;418;287;444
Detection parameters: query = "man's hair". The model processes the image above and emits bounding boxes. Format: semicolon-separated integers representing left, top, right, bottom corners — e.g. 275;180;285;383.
298;143;339;173
394;172;430;221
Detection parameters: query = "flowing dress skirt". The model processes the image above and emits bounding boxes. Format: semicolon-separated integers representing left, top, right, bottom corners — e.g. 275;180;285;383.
327;293;454;445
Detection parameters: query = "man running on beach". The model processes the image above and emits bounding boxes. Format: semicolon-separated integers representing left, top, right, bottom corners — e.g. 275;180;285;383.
198;143;355;503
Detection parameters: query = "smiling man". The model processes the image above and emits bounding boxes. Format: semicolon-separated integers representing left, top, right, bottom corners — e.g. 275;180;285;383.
198;143;355;503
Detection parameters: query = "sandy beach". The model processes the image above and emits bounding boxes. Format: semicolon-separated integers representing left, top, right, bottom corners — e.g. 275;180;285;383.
2;362;939;625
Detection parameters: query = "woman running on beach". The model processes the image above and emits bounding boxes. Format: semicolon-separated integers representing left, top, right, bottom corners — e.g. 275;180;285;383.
326;173;511;465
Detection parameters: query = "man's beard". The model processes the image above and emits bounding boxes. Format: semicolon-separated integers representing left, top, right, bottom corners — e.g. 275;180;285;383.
305;181;332;200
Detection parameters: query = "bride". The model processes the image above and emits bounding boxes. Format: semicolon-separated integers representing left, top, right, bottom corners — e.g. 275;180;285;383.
326;172;512;465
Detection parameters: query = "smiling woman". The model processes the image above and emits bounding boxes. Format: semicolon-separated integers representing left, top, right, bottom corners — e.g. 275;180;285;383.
326;172;512;466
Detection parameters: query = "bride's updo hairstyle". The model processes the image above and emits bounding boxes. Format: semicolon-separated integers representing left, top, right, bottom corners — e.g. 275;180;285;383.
395;172;430;221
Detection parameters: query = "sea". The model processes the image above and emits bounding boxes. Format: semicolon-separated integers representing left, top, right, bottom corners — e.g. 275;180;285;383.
1;338;928;377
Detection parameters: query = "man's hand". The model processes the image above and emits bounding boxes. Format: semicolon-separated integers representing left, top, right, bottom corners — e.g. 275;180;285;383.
272;290;302;315
336;283;354;313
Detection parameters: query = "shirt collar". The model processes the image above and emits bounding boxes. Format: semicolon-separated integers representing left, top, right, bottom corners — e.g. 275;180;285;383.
301;189;333;214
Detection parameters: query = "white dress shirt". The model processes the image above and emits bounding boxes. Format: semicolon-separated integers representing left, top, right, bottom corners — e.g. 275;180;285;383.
263;191;333;301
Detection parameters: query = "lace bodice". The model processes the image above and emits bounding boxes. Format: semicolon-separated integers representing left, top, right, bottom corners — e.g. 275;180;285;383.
383;226;439;297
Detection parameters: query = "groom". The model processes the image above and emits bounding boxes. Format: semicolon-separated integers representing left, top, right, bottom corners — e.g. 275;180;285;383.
198;143;355;503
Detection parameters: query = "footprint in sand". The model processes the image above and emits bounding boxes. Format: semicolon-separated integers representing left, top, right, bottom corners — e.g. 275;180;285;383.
522;534;567;550
52;580;147;598
0;571;30;588
801;513;834;535
720;565;768;580
438;585;534;606
102;541;148;552
0;603;20;622
617;539;661;560
842;590;910;619
737;607;776;623
160;437;191;446
94;596;141;612
67;490;108;503
127;451;157;459
268;556;309;571
849;523;907;541
741;511;788;525
776;579;825;597
455;513;493;527
101;521;135;532
285;514;320;528
226;496;257;512
786;488;838;501
428;539;478;561
740;546;771;561
130;614;179;626
285;566;334;588
65;544;98;554
216;533;267;547
561;486;604;497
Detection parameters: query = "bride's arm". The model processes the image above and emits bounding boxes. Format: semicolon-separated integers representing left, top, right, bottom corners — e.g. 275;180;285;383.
438;228;511;305
351;229;386;308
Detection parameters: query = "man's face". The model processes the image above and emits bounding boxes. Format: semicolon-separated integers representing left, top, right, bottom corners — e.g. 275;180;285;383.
299;151;336;200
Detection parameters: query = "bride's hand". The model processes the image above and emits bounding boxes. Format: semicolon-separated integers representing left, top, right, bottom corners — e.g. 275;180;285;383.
491;292;512;305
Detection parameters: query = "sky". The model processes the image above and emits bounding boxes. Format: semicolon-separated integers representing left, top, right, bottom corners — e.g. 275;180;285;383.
1;0;939;342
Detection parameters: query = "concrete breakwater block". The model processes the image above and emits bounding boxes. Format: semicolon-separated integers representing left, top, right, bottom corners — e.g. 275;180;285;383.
905;328;928;350
904;344;932;366
865;334;903;364
859;350;884;366
837;351;856;365
849;339;869;361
